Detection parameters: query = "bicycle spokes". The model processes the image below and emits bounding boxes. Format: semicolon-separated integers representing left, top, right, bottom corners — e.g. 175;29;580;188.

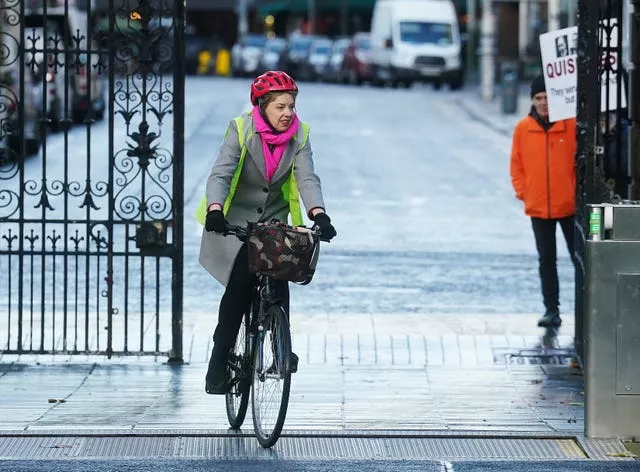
252;305;292;448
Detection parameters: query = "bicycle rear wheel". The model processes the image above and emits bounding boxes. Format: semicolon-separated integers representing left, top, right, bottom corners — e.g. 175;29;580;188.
251;304;292;448
225;312;250;429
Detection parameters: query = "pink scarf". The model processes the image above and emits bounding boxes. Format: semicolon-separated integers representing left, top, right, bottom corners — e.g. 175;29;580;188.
252;106;299;181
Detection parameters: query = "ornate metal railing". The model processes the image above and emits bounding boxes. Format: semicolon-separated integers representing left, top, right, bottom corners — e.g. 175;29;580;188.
0;0;184;360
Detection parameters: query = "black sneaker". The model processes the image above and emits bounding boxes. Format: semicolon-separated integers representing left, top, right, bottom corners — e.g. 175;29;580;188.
537;310;562;328
265;352;299;375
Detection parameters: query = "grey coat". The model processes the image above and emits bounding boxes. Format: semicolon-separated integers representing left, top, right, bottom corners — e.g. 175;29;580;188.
199;113;326;286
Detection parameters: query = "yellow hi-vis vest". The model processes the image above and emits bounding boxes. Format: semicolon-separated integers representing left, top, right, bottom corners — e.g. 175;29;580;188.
195;114;310;227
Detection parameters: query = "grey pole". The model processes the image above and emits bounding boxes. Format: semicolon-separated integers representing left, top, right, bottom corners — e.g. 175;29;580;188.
548;0;561;31
238;0;248;37
630;1;640;200
480;0;495;101
466;0;477;83
340;0;348;36
518;0;529;66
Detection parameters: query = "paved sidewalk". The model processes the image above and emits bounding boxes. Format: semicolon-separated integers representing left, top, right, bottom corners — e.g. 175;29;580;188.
0;312;633;461
454;85;532;137
0;312;582;434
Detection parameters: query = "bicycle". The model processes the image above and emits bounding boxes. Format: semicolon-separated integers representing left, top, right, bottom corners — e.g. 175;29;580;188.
221;221;327;448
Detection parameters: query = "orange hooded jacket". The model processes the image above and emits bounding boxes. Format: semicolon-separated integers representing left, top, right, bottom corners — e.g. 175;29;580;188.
510;114;577;219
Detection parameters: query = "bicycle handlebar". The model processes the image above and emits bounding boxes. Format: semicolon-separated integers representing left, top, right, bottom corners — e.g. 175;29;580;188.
223;223;331;243
224;224;249;241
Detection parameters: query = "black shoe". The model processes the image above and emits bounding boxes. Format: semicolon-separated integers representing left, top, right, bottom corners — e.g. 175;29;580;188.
205;345;229;395
289;352;299;374
537;310;562;328
266;352;299;375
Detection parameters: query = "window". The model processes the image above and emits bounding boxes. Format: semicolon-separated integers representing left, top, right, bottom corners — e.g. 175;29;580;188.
291;39;312;52
398;22;453;45
243;35;267;48
311;42;332;55
356;38;371;50
267;40;285;53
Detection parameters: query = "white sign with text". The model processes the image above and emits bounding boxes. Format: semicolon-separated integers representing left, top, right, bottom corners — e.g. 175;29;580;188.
539;26;578;122
539;20;627;122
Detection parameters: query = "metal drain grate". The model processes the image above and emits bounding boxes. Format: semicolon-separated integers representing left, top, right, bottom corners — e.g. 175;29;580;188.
0;435;588;460
494;348;575;365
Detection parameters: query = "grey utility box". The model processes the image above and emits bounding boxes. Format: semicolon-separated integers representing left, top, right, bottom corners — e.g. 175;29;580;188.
584;203;640;438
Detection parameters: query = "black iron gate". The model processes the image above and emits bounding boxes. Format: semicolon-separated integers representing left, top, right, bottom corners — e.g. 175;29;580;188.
575;0;637;362
0;0;184;361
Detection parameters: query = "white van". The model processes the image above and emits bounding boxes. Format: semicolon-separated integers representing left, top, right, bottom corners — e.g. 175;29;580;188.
370;0;463;89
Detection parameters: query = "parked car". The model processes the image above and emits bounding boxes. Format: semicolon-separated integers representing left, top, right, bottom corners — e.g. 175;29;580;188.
257;37;287;74
22;21;64;132
277;34;314;80
341;32;373;85
25;7;106;123
324;37;351;82
231;34;268;77
306;38;333;81
0;63;43;161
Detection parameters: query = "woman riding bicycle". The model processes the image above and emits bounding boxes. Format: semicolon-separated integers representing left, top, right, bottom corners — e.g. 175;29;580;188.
199;70;337;394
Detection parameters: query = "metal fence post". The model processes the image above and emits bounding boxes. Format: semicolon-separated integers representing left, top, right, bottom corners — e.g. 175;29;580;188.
170;0;186;365
629;0;640;200
574;0;601;365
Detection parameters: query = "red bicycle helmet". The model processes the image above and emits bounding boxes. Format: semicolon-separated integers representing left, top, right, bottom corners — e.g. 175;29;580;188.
250;70;298;106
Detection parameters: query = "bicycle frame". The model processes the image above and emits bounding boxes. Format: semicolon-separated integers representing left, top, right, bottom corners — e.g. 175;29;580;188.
249;274;287;379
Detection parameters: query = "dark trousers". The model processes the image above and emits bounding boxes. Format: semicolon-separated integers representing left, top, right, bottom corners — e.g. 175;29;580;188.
213;244;289;349
530;216;576;313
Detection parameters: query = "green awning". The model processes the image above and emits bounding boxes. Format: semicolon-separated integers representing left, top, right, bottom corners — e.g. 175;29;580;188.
257;0;375;17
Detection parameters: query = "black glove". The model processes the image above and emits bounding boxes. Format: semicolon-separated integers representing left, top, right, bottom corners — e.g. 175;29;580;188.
313;212;337;240
205;209;228;233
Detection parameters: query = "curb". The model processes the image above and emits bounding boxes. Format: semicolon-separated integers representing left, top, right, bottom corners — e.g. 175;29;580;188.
454;96;514;137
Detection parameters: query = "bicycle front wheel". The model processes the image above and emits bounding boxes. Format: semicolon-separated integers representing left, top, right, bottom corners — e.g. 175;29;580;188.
225;312;250;429
251;304;292;448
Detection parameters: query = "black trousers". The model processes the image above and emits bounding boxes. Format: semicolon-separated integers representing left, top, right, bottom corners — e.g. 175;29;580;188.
530;216;576;312
213;244;289;349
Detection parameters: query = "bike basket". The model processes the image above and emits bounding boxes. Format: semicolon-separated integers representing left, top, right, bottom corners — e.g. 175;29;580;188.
247;221;320;284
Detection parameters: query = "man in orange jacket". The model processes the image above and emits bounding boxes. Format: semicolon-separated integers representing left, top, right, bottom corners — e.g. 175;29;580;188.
510;75;577;327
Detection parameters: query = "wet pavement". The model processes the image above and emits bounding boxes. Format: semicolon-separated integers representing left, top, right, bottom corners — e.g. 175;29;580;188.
0;312;628;463
0;78;635;465
2;460;640;472
0;316;580;433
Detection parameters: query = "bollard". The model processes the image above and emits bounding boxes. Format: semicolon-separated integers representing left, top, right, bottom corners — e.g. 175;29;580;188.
197;50;213;75
215;49;231;77
501;60;519;114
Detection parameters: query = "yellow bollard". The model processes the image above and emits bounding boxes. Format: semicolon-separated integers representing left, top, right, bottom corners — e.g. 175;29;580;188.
197;50;212;75
215;49;231;77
